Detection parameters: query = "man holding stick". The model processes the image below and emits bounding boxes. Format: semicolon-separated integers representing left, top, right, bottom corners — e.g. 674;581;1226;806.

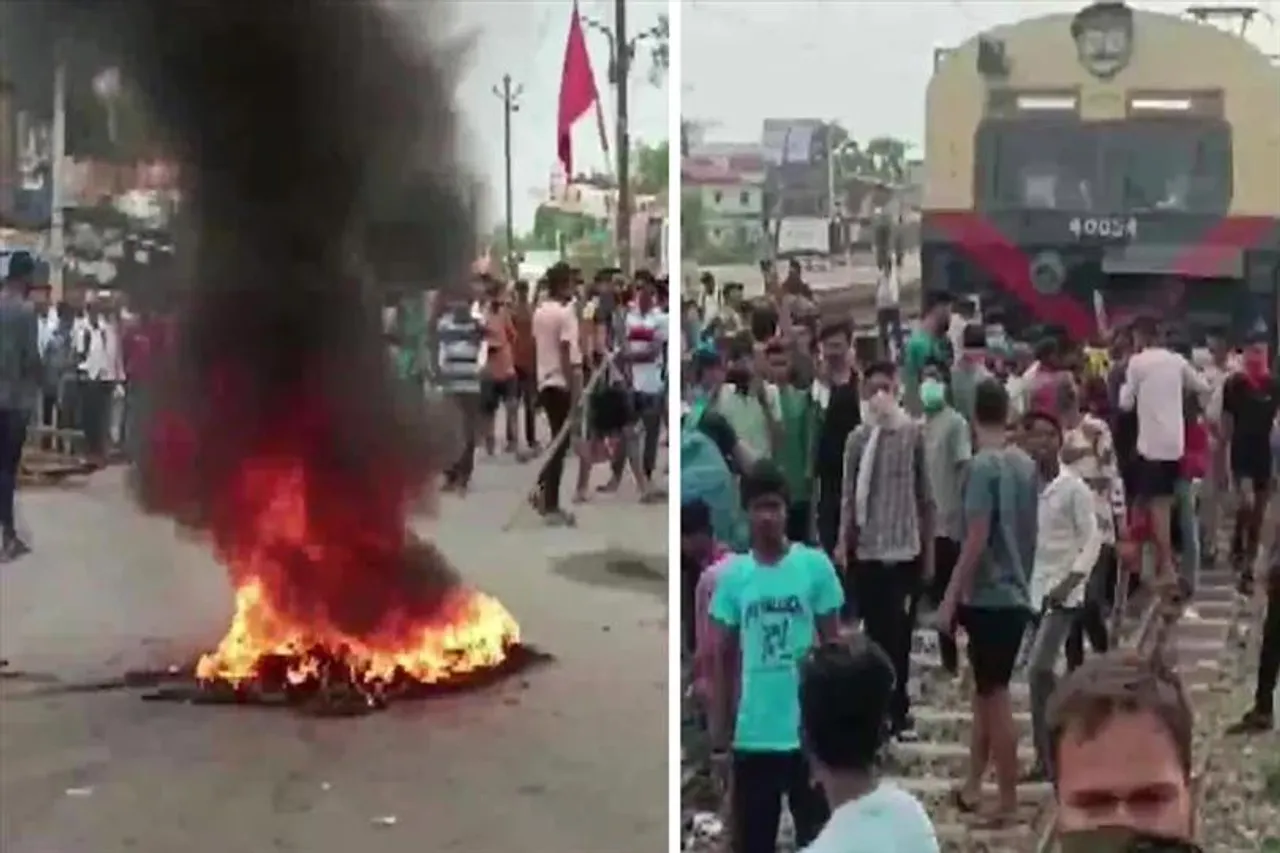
531;262;584;526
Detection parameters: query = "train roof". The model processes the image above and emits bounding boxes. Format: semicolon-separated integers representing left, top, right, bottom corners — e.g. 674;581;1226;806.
931;3;1280;84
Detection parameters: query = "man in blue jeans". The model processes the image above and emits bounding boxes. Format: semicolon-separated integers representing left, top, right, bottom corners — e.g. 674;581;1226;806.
0;252;41;560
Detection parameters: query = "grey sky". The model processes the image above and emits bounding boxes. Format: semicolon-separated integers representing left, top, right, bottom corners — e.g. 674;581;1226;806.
448;0;669;233
682;0;1279;149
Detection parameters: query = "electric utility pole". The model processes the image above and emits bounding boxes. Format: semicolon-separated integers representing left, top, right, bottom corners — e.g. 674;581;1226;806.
50;44;68;301
612;0;631;277
0;76;13;223
585;2;663;278
492;73;523;282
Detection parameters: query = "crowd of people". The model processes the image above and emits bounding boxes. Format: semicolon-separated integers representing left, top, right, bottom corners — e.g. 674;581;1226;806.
679;269;1280;852
427;261;670;524
0;250;675;559
0;250;171;563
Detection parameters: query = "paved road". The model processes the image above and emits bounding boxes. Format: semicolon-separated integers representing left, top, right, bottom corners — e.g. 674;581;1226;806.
1;451;668;853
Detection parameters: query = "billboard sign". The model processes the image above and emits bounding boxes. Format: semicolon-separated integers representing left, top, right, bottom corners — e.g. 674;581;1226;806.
761;119;833;221
776;217;831;256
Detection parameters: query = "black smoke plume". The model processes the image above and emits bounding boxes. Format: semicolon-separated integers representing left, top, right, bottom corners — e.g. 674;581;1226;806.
2;1;473;635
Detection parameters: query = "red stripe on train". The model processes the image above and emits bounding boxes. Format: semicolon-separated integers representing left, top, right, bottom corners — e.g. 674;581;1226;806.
930;212;1275;341
930;212;1094;340
1172;216;1273;279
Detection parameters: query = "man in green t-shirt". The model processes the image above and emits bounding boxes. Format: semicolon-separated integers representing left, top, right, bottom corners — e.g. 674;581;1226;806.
764;340;819;544
902;291;954;415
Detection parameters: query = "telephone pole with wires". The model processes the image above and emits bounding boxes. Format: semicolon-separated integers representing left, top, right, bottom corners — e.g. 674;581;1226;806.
492;73;523;282
584;2;664;277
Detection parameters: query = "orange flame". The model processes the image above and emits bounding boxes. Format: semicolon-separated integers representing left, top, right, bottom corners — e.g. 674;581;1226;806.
190;445;519;690
195;579;520;687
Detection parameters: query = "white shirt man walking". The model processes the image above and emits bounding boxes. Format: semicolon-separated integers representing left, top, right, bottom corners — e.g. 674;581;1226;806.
1118;317;1208;595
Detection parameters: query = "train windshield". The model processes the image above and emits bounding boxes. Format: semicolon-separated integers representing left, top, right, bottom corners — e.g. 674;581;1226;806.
976;119;1232;215
1109;120;1232;213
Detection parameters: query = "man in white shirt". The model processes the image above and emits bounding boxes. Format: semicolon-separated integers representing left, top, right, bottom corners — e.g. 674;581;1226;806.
600;275;665;502
798;638;939;853
1009;338;1058;419
1118;317;1208;592
530;264;583;525
947;298;976;367
74;299;125;463
1023;410;1102;781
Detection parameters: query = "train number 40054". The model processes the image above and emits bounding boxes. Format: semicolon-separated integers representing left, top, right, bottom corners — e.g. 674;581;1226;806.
1069;216;1138;239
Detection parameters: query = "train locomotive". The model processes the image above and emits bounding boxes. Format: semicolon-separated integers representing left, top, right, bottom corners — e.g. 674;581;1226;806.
922;1;1280;343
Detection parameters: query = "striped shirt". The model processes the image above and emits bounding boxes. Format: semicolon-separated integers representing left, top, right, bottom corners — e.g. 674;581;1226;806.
841;422;930;562
623;307;667;395
435;310;485;394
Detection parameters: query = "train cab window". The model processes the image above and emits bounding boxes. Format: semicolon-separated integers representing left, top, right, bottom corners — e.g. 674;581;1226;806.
976;117;1231;215
1022;168;1059;208
1111;121;1231;214
1019;167;1097;211
976;120;1099;213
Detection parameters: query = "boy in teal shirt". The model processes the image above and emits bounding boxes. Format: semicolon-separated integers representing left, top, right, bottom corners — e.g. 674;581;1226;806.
708;460;844;853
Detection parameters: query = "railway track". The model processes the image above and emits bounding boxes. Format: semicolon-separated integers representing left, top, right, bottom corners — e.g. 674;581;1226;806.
681;295;1260;851
679;575;1248;853
899;567;1249;852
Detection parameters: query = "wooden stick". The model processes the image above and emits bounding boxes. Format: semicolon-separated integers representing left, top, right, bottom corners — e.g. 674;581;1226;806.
1109;559;1130;640
501;351;621;531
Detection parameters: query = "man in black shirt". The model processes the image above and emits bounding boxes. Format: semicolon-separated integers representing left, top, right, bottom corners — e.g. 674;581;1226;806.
813;322;861;565
1222;336;1280;591
783;258;813;300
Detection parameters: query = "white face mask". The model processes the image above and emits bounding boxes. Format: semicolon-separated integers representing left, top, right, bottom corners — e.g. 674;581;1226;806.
867;389;895;419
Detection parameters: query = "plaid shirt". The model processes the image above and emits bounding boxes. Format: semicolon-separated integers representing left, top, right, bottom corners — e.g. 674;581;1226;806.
840;422;930;562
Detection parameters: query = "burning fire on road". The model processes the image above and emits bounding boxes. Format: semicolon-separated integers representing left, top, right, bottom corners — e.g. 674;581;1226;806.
0;1;554;711
134;401;547;715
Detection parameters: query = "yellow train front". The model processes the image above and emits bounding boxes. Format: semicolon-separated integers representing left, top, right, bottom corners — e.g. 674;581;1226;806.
922;1;1280;343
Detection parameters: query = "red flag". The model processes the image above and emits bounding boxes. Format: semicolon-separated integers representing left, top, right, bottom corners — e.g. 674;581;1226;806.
557;1;601;179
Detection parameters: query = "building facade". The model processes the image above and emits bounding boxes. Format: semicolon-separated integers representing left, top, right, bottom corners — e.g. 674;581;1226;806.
681;146;766;253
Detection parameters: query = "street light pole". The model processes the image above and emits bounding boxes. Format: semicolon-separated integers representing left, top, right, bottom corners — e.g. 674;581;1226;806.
584;3;663;279
492;74;523;282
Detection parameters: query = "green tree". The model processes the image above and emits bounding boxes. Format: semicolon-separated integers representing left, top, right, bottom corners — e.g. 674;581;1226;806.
567;237;614;278
827;123;870;183
531;204;597;250
646;14;669;86
487;223;539;265
865;136;910;184
633;140;668;195
681;189;705;260
827;123;912;186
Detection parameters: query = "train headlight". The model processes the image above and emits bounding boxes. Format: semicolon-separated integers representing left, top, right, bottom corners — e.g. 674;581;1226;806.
1030;251;1066;294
